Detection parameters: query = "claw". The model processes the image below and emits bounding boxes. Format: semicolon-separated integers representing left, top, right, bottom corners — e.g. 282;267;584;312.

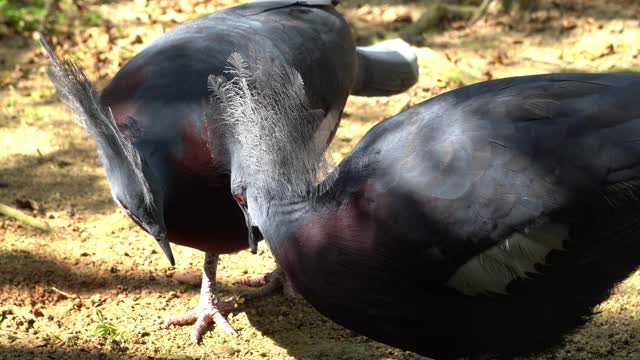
164;299;238;342
162;255;295;342
190;307;238;342
162;252;239;342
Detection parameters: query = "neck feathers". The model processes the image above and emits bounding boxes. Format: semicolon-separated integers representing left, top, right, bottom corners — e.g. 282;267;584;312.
208;53;335;200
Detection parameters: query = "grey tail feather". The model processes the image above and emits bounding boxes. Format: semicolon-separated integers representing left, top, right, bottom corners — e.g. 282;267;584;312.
38;34;154;207
351;38;419;97
39;34;115;141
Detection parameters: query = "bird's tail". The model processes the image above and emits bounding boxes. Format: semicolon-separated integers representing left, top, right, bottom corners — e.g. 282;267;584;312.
351;39;419;97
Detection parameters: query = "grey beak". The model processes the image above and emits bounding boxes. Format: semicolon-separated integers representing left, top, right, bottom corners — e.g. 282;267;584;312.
248;225;261;254
240;207;262;254
156;234;175;266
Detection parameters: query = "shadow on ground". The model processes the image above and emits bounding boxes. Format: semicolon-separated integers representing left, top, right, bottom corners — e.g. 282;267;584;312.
0;250;189;296
242;295;427;360
0;346;114;360
0;147;112;214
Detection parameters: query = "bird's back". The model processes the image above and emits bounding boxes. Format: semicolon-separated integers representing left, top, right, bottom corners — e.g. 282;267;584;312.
102;2;352;112
101;2;353;153
277;73;640;358
340;72;640;254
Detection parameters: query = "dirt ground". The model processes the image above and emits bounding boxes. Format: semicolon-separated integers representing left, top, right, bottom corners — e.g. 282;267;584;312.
1;0;640;359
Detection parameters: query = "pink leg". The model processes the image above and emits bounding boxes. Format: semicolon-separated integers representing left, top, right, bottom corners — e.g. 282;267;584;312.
163;252;237;342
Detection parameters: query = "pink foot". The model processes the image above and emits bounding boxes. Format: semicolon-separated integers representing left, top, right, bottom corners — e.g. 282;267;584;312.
162;253;238;342
163;298;237;342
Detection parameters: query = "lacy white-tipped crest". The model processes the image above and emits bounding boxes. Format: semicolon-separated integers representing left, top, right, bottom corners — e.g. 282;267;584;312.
207;53;334;199
40;37;153;207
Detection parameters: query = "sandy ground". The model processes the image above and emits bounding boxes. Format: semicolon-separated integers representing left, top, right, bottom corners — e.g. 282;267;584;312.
1;0;640;359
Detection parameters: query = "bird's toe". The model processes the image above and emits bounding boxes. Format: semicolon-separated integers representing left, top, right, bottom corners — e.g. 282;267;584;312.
239;268;300;300
232;273;270;287
162;311;198;328
163;302;238;342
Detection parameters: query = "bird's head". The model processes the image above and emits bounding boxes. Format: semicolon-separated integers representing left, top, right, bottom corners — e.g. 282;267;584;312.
107;148;173;265
207;53;331;253
40;35;175;265
228;156;263;254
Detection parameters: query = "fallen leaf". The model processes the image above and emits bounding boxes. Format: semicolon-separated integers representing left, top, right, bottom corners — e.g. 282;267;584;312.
450;20;466;30
55;159;73;168
394;14;413;24
15;198;43;213
592;44;615;60
1;65;25;87
562;19;578;31
436;78;448;87
357;4;373;17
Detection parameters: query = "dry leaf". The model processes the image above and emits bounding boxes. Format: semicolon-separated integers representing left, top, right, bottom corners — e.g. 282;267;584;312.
15;198;42;213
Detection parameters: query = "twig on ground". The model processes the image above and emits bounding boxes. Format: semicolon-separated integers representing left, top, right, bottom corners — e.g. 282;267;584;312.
0;203;52;232
50;287;78;299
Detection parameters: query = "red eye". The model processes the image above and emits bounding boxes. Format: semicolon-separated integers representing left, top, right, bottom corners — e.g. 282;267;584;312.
119;200;128;210
234;194;245;205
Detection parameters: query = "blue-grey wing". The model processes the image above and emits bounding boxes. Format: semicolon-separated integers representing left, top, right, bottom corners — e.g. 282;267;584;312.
336;73;640;293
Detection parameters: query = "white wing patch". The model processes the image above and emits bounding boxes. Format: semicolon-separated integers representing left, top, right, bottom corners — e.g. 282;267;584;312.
446;223;568;296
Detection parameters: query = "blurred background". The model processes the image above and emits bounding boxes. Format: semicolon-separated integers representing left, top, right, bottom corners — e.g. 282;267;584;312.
1;0;639;359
